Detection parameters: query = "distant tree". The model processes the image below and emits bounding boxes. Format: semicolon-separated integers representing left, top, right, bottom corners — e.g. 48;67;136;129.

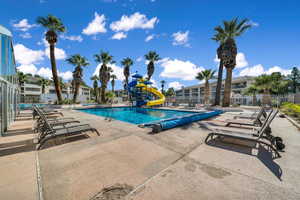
287;67;300;93
214;18;252;106
145;51;160;80
17;71;28;87
95;51;114;103
38;78;50;94
165;87;175;97
121;57;133;90
66;54;89;103
90;75;99;102
160;80;166;94
243;85;259;106
196;69;216;105
37;15;66;103
110;74;117;92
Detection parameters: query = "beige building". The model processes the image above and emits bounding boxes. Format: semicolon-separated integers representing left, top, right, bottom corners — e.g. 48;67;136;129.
20;76;91;103
175;76;255;105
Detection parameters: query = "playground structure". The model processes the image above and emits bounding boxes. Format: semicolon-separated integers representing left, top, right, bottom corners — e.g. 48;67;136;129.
128;73;165;107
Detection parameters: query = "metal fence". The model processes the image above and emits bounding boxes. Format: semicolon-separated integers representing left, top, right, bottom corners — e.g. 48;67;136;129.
174;93;300;107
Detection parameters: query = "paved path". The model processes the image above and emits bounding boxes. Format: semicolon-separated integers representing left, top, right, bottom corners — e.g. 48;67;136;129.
37;109;300;200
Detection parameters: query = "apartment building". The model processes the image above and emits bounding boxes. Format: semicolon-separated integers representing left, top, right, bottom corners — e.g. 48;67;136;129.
20;76;91;103
175;76;255;105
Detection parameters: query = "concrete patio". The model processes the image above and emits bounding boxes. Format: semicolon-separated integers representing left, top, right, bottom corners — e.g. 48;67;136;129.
0;108;300;200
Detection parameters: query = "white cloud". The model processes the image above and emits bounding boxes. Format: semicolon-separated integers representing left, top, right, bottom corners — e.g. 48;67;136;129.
159;58;204;80
214;52;248;68
82;12;107;35
110;12;158;32
239;64;291;77
136;56;143;62
59;71;73;80
37;67;52;79
236;52;248;68
265;66;291;76
60;34;83;42
19;32;32;39
111;32;127;40
14;44;44;65
239;64;264;76
172;31;190;47
44;47;67;60
13;19;37;31
168;81;183;90
17;64;38;75
249;20;259;27
145;34;155;42
93;63;125;81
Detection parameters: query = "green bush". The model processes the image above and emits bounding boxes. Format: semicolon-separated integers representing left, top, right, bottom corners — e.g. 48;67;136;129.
281;102;300;120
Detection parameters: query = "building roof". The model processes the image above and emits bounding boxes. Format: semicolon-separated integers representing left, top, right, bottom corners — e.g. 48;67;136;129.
0;25;12;37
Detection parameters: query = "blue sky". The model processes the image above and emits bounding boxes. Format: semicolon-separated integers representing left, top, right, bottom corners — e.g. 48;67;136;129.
1;0;300;90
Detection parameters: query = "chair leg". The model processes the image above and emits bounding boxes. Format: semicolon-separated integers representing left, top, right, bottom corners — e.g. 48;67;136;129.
258;141;281;158
93;128;101;136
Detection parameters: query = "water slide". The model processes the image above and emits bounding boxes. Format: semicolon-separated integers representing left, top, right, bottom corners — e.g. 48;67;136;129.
142;86;165;106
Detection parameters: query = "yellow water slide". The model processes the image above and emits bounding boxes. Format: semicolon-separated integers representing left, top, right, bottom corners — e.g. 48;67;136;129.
142;86;165;106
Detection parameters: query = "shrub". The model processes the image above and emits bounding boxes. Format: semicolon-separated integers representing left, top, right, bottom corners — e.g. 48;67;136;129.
281;102;300;121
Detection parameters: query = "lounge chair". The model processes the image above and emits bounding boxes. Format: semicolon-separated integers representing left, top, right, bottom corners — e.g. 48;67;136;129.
205;109;283;157
32;105;63;119
233;107;264;120
225;107;269;127
33;106;80;133
36;111;100;150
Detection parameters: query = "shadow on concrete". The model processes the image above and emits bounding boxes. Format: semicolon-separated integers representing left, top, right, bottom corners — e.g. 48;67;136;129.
40;134;91;150
206;138;282;180
5;128;33;137
0;139;35;157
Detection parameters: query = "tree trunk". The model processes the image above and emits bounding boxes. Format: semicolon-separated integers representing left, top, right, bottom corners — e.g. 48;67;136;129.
98;88;101;103
73;81;80;103
222;67;233;107
253;94;257;106
214;59;223;105
204;80;210;105
94;87;98;102
49;44;63;103
101;85;106;103
262;89;271;106
42;86;45;94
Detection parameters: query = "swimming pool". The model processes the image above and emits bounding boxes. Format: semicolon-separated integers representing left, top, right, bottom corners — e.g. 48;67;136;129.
19;103;47;110
77;107;199;124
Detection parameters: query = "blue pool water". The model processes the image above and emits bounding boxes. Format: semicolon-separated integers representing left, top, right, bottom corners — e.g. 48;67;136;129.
77;107;198;124
19;103;47;110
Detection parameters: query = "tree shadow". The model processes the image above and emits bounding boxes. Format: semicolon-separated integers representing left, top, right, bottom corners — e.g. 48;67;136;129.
206;138;282;180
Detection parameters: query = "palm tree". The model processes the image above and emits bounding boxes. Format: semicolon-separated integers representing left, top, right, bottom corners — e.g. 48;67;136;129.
212;33;226;106
37;15;66;104
90;75;99;102
254;74;273;105
243;85;258;106
38;78;50;94
196;69;216;105
121;57;133;89
94;51;114;103
145;51;160;80
214;18;252;107
160;80;166;94
110;74;117;92
17;71;27;87
66;54;89;103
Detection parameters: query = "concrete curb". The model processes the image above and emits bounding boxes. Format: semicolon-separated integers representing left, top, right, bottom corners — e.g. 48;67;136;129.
283;113;300;130
35;152;44;200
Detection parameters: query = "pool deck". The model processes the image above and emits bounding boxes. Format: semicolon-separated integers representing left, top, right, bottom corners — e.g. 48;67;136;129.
1;107;300;199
